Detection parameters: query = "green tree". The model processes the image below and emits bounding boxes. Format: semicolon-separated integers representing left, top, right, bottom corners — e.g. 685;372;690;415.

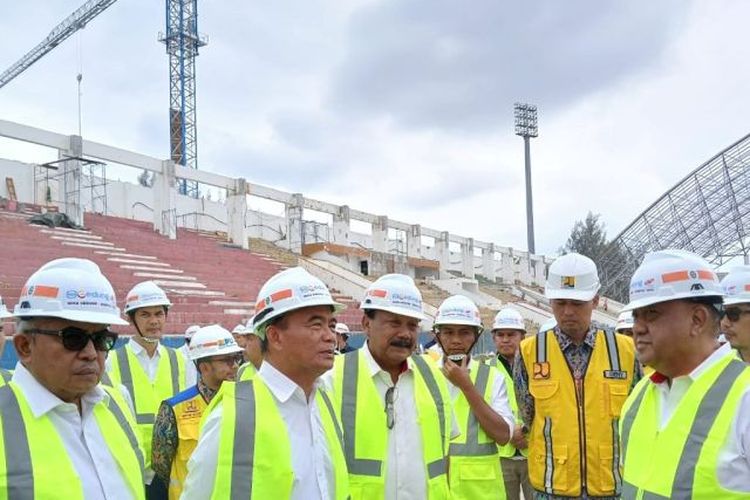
562;211;609;262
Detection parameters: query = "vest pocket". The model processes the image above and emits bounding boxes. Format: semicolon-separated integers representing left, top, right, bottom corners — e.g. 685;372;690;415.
529;380;559;414
533;444;569;492
457;460;500;480
606;383;629;417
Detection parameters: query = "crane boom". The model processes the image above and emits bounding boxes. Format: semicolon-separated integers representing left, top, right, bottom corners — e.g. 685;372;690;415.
0;0;119;89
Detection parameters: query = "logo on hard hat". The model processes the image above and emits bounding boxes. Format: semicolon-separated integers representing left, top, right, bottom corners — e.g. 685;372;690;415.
561;276;576;289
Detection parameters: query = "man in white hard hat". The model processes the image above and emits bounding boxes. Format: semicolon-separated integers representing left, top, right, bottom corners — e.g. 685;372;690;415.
1;258;146;498
433;294;513;499
0;295;12;383
720;265;750;362
619;250;750;498
152;325;244;499
489;306;532;500
513;252;640;499
182;267;350;499
236;314;264;380
180;324;200;387
615;310;634;337
334;322;353;354
324;273;455;500
106;280;188;499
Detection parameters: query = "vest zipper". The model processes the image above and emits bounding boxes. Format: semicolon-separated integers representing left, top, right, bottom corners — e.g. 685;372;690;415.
575;377;587;492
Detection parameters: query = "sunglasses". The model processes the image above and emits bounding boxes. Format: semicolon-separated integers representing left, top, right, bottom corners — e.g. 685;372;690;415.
26;327;118;352
208;354;245;367
722;308;750;322
385;386;396;429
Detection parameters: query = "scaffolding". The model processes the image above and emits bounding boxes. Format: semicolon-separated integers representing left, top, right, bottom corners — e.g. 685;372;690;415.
34;156;109;222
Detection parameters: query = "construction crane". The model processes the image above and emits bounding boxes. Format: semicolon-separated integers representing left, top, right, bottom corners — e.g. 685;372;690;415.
0;0;119;89
159;0;207;198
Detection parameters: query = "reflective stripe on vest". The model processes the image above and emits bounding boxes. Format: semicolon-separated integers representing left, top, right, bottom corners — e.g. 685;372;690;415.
621;359;746;499
0;369;11;384
104;389;146;479
100;370;113;387
0;384;33;499
542;416;553;494
448;362;496;456
411;354;447;477
342;350;382;477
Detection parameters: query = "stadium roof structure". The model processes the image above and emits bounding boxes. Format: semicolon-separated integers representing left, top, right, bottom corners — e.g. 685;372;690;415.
600;133;750;302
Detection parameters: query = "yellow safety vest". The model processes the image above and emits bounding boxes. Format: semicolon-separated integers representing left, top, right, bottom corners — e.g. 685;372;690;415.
208;379;350;499
620;351;750;499
331;349;452;500
106;342;186;461
0;382;146;499
520;329;636;497
236;362;257;381
449;360;506;499
487;356;529;459
163;385;208;500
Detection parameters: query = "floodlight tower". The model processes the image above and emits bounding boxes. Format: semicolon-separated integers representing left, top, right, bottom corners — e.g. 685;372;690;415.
514;102;539;255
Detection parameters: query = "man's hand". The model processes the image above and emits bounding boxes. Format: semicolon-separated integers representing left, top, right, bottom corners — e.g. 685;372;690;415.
510;424;528;449
442;356;472;391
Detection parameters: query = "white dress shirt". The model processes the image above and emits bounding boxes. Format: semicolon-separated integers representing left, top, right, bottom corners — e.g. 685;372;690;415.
651;343;750;491
105;340;192;387
439;358;515;440
181;361;336;500
10;363;136;500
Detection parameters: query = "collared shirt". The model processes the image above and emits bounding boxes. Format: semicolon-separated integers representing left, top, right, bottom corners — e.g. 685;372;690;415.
105;340;192;388
512;326;642;500
650;343;750;491
181;361;336;500
438;357;515;439
10;363;134;500
152;377;217;483
321;344;458;500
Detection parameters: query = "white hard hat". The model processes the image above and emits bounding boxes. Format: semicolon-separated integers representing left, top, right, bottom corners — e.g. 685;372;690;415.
0;295;11;319
615;310;634;332
624;249;723;311
334;323;350;335
360;274;425;320
492;306;526;332
253;267;344;339
124;281;172;314
232;323;248;335
434;295;482;329
188;324;244;361
539;317;557;333
13;258;128;325
721;266;750;306
545;253;601;301
184;324;201;340
245;314;255;329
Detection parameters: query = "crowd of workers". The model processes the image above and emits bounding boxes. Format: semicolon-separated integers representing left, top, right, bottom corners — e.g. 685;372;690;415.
0;247;749;499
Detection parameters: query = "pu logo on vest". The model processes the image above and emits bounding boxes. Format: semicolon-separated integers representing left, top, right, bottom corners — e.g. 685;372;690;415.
533;361;550;379
182;400;202;419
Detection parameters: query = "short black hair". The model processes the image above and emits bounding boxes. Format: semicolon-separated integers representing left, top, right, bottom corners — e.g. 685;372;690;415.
364;309;377;320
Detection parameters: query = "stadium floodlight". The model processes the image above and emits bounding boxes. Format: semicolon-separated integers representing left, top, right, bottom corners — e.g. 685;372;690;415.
514;102;539;255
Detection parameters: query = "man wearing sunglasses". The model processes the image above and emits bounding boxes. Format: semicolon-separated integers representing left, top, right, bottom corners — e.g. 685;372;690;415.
619;250;750;498
182;267;350;499
152;324;245;500
106;280;188;499
720;266;750;362
433;295;513;500
0;258;146;498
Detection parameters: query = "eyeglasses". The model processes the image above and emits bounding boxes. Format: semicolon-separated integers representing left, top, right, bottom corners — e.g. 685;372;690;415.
26;327;118;352
722;308;750;322
209;354;244;367
385;386;396;429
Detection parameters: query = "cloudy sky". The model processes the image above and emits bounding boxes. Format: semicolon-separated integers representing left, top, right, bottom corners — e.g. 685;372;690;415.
1;0;749;256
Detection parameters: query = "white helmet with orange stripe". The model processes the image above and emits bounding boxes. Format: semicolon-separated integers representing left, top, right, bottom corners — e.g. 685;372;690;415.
623;249;723;311
360;274;425;320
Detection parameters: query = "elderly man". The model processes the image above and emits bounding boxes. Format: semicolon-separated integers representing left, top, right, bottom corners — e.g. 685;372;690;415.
182;267;350;499
620;250;750;498
514;252;640;499
152;325;245;499
720;265;750;362
0;258;146;498
324;274;455;500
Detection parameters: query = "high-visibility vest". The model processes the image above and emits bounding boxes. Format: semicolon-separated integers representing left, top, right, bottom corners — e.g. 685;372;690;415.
106;342;186;461
520;329;636;497
0;382;146;499
236;362;257;381
331;349;452;500
448;360;506;499
208;379;350;499
0;369;11;385
163;385;208;500
487;356;528;459
620;351;750;499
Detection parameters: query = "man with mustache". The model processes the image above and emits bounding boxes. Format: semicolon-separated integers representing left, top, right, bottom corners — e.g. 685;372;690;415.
433;294;513;499
720;266;750;362
0;258;146;498
324;274;456;499
106;280;188;499
513;253;640;499
620;250;750;498
182;267;350;499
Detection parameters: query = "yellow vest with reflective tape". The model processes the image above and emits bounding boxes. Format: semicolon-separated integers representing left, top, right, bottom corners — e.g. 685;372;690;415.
520;329;635;497
236;362;257;381
164;385;208;500
487;356;529;459
449;360;506;500
331;349;451;500
208;379;349;499
620;350;750;499
107;342;187;461
0;382;146;499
